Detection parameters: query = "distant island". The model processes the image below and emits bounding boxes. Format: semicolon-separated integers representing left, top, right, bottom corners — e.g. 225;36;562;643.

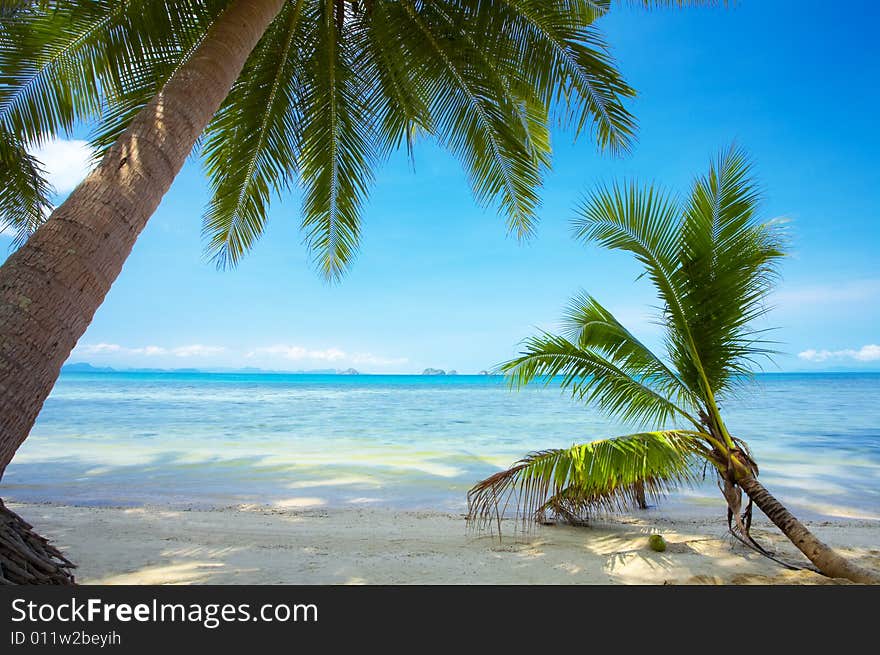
478;370;490;376
421;368;446;375
61;362;116;373
338;368;360;375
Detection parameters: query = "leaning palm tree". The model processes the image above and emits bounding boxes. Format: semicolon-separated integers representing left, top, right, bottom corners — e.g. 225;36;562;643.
0;1;711;583
468;147;879;584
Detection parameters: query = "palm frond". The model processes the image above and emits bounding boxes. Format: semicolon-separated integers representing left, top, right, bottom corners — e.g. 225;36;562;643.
571;151;785;408
0;1;107;142
298;0;378;280
391;0;544;238
0;126;52;246
432;1;553;176
571;180;699;354
88;0;230;158
201;0;307;268
0;1;221;145
360;0;434;156
502;331;699;426
467;430;707;529
495;0;637;154
671;145;785;396
0;1;31;18
561;291;701;415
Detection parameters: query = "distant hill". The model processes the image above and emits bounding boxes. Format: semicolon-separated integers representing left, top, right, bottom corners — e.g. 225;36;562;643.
61;362;115;373
422;368;446;375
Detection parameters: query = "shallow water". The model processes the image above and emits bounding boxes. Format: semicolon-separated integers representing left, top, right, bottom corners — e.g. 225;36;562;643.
3;372;878;520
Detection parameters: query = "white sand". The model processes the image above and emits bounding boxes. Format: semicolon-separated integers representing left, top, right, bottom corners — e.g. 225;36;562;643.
11;502;880;585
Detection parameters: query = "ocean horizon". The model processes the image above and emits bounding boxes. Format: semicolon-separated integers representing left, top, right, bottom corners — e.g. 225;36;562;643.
3;370;879;521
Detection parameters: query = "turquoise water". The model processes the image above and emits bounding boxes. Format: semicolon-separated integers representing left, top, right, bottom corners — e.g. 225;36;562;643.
2;372;879;520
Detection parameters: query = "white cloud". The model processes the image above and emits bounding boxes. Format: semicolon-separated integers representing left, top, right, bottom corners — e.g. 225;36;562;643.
798;344;880;363
774;279;880;308
76;343;123;355
71;342;406;369
171;344;225;357
74;343;225;358
248;345;408;367
132;345;167;356
29;138;95;194
250;345;347;361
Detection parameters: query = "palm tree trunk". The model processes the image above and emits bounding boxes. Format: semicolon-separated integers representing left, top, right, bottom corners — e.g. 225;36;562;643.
738;475;879;584
634;481;648;510
0;0;286;583
0;0;286;478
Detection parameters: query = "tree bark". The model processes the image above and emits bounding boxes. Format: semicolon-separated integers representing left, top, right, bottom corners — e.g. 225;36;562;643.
738;475;879;584
634;480;648;510
0;0;287;479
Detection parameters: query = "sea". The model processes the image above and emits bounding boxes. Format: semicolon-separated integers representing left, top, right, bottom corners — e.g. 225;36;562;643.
2;371;878;521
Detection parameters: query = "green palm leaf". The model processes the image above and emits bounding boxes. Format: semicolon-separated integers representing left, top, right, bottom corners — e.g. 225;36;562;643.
88;1;230;157
562;291;701;412
0;0;226;232
496;0;637;154
502;331;699;427
572;175;733;414
201;0;308;268
573;180;685;324
0;0;220;144
672;145;785;395
0;1;111;142
467;430;706;527
298;0;378;280
392;0;544;238
432;1;553;175
359;0;433;156
0;125;52;246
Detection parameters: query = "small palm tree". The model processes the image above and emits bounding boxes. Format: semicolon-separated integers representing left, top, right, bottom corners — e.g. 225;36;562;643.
467;147;879;584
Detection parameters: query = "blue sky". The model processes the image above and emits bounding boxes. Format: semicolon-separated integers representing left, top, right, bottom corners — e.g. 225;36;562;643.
3;0;879;373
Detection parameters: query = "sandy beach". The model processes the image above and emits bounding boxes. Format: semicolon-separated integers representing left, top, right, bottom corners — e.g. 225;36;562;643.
11;502;879;585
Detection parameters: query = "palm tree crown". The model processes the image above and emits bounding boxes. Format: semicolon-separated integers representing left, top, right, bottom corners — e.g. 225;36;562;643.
1;0;644;277
468;145;786;526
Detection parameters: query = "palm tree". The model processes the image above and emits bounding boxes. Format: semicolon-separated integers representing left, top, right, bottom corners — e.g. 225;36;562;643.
0;1;704;583
467;147;880;584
